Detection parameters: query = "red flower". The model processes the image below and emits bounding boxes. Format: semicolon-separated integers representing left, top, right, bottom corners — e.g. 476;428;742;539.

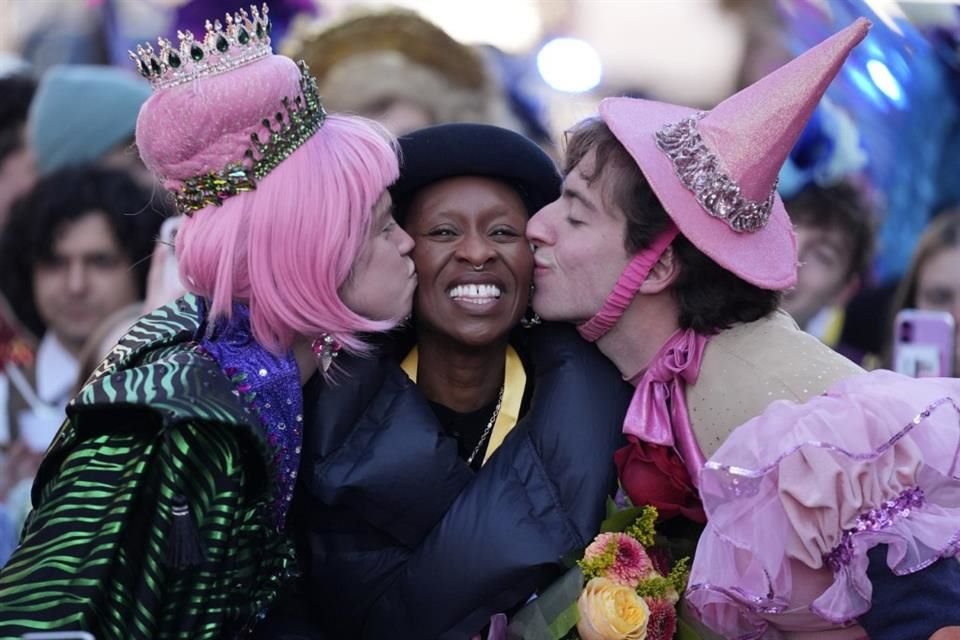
614;437;706;523
646;545;673;578
644;597;678;640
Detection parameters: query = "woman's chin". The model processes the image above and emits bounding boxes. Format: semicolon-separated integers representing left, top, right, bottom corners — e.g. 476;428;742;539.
439;324;514;349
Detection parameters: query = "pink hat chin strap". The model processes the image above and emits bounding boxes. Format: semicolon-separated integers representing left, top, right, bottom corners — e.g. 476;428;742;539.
577;224;679;343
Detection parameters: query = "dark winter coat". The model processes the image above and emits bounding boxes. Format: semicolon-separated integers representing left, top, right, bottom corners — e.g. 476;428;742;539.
283;322;633;639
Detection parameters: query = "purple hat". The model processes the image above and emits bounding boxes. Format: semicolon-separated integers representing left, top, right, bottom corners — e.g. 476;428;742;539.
600;18;870;290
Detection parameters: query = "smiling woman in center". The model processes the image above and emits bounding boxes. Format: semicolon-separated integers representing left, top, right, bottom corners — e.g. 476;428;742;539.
278;123;633;640
402;173;534;463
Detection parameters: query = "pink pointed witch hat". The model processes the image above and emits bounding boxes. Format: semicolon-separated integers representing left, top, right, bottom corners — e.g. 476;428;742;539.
600;18;870;290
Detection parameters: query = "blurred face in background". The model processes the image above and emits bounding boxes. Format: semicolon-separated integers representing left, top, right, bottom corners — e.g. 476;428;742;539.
100;136;157;190
33;211;139;356
915;245;960;374
782;223;858;328
362;98;434;136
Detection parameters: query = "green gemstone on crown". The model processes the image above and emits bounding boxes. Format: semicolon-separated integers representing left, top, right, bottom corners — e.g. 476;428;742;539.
137;60;150;77
168;52;181;68
191;44;204;61
173;63;326;214
256;22;264;39
238;28;250;44
150;58;162;75
216;35;229;53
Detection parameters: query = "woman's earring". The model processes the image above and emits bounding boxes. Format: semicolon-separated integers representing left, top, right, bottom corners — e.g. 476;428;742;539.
520;310;542;329
312;334;341;372
520;282;541;329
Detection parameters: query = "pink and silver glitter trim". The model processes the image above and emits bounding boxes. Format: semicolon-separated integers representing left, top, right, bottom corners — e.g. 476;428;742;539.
654;112;777;233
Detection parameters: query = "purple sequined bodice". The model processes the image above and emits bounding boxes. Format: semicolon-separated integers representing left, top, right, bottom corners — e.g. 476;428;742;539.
198;303;303;529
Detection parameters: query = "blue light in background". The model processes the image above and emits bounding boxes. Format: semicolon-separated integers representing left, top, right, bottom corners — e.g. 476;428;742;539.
866;58;906;107
847;65;887;111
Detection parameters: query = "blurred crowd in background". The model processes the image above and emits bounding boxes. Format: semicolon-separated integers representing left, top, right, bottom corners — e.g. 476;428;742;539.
1;0;960;563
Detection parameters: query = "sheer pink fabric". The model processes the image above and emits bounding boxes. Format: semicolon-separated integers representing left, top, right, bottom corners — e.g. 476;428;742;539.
687;371;960;639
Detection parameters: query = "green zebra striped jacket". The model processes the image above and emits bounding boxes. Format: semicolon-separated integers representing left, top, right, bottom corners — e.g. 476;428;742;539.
0;295;291;639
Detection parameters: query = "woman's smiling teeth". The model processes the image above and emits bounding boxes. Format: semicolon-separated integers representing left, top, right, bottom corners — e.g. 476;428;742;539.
448;283;503;304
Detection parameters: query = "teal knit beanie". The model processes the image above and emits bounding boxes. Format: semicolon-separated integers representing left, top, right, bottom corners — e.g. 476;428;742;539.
28;65;151;176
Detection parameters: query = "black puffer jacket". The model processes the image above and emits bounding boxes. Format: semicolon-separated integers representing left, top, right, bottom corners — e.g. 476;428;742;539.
286;323;632;639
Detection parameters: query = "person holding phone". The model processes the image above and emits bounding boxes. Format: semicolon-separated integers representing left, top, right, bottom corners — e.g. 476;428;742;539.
0;4;416;638
888;209;960;377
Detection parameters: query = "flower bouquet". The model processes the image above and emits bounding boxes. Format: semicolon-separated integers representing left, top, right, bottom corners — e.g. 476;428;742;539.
505;502;702;640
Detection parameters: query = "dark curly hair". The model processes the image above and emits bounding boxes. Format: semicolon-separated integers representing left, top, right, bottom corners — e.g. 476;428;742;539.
0;166;169;337
0;74;36;166
562;117;780;334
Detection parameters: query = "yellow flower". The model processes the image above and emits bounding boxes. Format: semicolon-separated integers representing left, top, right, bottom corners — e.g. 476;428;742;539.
576;577;650;640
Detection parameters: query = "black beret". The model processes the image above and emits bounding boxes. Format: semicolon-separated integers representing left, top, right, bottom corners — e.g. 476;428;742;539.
390;123;561;223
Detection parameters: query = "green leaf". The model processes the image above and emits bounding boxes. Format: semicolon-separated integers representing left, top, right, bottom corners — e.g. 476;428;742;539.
546;602;580;639
676;617;704;640
605;496;619;519
507;567;585;640
598;506;644;533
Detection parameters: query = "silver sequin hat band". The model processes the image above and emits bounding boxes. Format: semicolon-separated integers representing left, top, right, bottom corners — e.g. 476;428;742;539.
654;112;777;234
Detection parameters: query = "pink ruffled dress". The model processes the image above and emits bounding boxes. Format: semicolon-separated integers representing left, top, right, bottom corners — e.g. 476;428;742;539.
686;370;960;639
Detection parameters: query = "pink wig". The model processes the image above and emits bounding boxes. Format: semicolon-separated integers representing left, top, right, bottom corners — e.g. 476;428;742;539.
136;55;399;354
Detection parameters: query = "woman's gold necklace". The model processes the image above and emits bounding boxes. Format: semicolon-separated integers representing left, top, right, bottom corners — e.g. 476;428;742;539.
466;384;505;466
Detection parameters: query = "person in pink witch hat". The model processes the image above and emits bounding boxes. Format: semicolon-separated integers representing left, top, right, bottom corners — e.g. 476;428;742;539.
527;17;960;640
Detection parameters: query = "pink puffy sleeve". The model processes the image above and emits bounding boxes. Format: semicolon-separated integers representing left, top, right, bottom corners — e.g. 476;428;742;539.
686;370;960;639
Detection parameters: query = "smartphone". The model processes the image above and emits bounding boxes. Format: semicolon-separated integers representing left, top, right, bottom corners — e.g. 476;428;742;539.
159;215;184;291
893;309;956;378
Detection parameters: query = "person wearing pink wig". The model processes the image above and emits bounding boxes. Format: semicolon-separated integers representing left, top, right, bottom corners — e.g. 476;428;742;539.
0;4;416;638
527;18;960;640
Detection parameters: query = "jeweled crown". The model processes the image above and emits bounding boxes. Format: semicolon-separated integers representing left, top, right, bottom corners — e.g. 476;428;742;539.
169;60;327;215
129;4;272;90
132;4;327;215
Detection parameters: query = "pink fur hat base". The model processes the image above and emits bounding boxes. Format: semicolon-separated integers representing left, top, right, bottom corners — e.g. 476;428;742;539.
136;54;305;190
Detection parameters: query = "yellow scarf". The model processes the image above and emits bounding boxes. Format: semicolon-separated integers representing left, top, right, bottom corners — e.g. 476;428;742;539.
401;345;526;466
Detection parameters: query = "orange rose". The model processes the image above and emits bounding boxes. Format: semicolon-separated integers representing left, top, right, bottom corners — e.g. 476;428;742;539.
576;577;650;640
